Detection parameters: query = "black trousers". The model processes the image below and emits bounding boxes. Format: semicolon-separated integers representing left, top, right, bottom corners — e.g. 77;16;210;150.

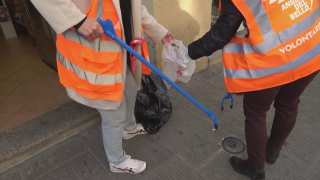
243;71;319;168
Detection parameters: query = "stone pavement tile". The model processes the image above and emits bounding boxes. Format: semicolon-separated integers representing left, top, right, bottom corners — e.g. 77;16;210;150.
280;125;320;167
0;95;33;113
307;158;320;180
0;101;98;163
200;150;248;180
19;80;69;113
0;170;23;180
145;100;223;154
264;152;307;179
1;111;45;132
178;136;227;170
19;93;64;113
303;82;320;99
4;70;37;82
38;151;114;180
0;113;15;129
0;82;23;96
80;121;175;180
0;96;5;101
53;94;73;110
9;81;49;96
26;68;59;82
193;63;229;93
141;155;205;180
298;93;320;125
37;167;78;180
17;136;88;180
169;78;235;121
118;137;174;180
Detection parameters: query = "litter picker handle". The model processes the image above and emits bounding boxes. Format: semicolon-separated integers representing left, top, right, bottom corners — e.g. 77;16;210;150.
96;18;219;129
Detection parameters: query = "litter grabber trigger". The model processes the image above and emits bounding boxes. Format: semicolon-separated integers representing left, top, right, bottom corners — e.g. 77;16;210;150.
221;93;234;111
95;18;220;130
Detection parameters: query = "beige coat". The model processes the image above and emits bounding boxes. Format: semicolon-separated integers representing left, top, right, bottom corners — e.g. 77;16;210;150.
31;0;168;110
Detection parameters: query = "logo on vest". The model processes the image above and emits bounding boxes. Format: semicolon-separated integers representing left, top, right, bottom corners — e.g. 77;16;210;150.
266;0;313;20
279;0;313;20
279;22;320;53
268;0;286;4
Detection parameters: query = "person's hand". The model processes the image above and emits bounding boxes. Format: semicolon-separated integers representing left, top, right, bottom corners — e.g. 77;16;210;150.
162;31;175;44
77;17;104;41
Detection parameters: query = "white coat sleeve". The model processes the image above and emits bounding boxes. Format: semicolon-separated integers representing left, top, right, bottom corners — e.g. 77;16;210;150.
31;0;86;35
141;5;168;44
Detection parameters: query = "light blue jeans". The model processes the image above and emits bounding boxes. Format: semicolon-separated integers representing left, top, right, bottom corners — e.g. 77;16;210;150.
97;68;138;165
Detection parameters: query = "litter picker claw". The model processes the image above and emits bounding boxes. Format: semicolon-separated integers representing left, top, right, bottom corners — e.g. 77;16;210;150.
221;93;234;111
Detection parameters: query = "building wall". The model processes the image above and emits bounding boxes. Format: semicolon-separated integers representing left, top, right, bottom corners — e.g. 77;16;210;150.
141;0;158;67
153;0;213;72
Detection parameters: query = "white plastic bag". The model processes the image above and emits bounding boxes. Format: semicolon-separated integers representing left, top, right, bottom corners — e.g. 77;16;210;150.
162;40;196;88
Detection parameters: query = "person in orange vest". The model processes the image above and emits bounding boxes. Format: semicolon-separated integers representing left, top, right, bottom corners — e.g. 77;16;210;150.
179;0;320;179
31;0;174;174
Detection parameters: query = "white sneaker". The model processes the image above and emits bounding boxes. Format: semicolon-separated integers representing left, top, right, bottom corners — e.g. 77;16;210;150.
110;155;146;174
123;124;147;140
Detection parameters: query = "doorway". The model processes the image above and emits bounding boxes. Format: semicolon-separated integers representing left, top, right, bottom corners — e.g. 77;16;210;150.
0;0;70;132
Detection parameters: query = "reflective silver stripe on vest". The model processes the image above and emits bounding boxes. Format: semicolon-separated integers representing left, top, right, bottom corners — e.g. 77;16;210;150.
240;0;320;54
63;30;122;53
224;42;320;79
224;7;320;54
57;51;123;85
97;0;104;19
223;43;256;54
244;0;274;37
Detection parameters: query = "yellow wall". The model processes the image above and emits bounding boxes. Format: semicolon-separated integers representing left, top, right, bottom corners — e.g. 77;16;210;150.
153;0;212;72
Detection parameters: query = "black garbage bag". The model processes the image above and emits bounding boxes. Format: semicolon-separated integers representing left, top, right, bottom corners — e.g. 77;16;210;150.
135;72;172;134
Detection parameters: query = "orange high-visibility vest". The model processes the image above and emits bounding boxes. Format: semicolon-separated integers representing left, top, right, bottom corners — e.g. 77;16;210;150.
220;0;320;93
56;0;151;101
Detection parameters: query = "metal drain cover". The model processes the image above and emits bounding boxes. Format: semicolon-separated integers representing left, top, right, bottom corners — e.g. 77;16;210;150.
221;137;246;154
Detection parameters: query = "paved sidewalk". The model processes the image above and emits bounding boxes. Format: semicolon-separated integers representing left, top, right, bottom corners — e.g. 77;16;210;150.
1;62;320;180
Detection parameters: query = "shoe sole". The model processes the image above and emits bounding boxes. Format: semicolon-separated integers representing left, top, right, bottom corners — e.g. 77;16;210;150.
110;163;147;174
123;133;147;140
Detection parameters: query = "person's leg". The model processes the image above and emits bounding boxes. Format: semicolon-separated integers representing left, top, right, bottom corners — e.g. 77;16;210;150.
243;87;281;168
122;68;147;140
230;87;281;180
124;68;138;131
98;98;127;165
268;71;320;151
98;97;147;174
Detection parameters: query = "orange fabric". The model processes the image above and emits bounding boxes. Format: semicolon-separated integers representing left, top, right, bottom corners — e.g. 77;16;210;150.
231;0;265;45
101;0;122;41
57;0;152;101
224;54;320;93
56;34;123;75
57;0;124;101
223;0;320;93
263;0;319;34
86;0;98;18
141;27;151;75
57;61;124;101
224;18;320;70
141;41;151;75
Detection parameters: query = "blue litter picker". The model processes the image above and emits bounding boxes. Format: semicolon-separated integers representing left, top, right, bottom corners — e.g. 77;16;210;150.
95;18;220;129
221;93;234;111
